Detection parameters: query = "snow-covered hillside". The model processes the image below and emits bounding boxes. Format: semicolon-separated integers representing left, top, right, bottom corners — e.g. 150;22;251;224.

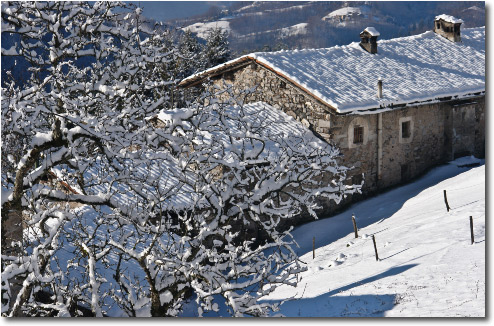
182;20;231;39
169;1;485;53
261;157;485;317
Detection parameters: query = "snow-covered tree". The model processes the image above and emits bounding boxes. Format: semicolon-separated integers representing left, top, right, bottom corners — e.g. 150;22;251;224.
177;29;204;79
147;87;361;316
0;1;174;316
1;1;359;317
203;27;231;69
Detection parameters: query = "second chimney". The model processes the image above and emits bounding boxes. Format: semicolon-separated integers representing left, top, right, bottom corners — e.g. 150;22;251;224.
377;78;383;98
434;14;463;42
360;27;380;54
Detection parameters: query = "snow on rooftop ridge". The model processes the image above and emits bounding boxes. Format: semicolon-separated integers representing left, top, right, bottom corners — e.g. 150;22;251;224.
435;14;464;24
180;54;252;85
363;27;380;37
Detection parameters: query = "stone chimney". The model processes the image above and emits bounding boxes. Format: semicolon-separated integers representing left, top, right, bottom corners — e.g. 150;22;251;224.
434;14;463;42
360;27;380;54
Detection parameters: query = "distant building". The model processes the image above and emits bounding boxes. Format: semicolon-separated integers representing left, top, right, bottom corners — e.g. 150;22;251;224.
180;16;485;219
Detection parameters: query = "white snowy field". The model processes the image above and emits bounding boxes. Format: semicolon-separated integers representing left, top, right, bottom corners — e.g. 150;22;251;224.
262;157;485;317
182;20;231;39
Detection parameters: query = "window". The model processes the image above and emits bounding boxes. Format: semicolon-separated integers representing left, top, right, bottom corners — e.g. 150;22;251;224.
352;173;363;185
402;121;411;138
224;71;235;81
353;125;364;144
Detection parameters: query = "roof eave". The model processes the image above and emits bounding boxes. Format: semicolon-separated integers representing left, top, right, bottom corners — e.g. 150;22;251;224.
345;90;485;115
178;56;255;88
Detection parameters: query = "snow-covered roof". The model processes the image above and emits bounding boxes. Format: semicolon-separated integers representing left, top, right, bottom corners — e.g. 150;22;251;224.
363;27;380;37
180;27;484;113
435;14;464;24
56;102;326;212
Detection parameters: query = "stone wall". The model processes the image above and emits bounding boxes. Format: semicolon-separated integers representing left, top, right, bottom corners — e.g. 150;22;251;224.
211;62;335;138
450;97;485;159
202;62;485;221
331;98;485;195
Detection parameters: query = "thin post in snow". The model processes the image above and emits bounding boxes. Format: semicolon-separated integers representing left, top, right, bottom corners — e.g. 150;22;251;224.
313;236;315;260
352;214;359;238
443;190;451;212
470;216;475;245
372;234;379;261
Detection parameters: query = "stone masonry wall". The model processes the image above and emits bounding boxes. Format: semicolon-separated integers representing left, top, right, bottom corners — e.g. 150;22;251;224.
450;97;485;160
211;62;335;138
328;97;485;194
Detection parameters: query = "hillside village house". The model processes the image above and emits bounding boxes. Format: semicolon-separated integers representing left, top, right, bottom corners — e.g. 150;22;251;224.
179;15;485;217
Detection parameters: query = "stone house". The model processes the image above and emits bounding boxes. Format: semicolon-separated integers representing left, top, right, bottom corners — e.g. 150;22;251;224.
179;15;485;218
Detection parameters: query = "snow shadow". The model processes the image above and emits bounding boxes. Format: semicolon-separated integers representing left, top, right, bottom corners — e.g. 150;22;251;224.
325;264;418;297
268;264;417;317
275;293;397;317
291;163;481;256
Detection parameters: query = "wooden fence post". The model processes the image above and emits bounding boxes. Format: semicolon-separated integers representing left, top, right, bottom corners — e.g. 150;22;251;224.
443;190;451;212
312;236;315;259
372;234;379;261
470;216;474;245
352;214;359;238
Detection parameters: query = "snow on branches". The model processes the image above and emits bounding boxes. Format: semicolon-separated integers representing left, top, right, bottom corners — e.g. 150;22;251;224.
1;1;359;317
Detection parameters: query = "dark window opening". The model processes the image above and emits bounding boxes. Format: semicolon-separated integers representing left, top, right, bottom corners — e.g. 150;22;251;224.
436;22;440;29
280;81;286;89
402;121;411;138
224;71;235;81
353;126;364;144
352;173;363;185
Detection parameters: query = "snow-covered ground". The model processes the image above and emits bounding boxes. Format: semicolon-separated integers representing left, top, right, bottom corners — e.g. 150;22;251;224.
322;6;369;20
182;20;231;39
237;23;308;40
262;157;485;317
280;23;308;38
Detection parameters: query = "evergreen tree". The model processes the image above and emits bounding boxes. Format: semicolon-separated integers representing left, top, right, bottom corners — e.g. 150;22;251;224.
178;29;204;78
203;27;231;69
